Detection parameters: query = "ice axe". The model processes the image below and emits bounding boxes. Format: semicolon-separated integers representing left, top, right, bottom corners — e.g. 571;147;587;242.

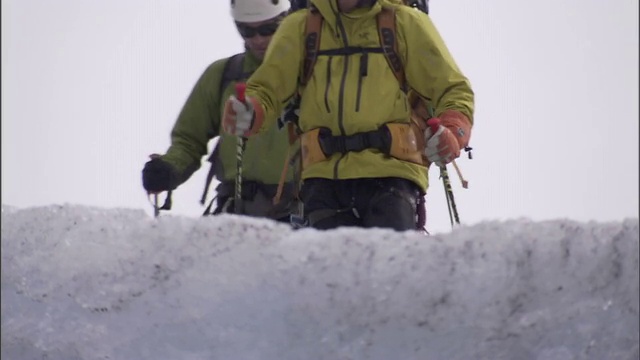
234;82;248;214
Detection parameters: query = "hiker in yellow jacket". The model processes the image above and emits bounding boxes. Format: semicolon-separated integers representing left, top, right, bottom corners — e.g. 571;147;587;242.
222;0;474;231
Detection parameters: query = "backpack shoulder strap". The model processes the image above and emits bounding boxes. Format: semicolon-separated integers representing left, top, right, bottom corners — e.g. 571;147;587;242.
201;52;249;210
219;52;248;98
377;6;407;91
301;5;322;86
301;5;406;91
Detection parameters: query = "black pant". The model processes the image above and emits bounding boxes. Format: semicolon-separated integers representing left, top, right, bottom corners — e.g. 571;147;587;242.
300;177;420;231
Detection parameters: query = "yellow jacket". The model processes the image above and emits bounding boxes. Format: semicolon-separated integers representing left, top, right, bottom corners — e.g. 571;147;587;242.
245;0;474;192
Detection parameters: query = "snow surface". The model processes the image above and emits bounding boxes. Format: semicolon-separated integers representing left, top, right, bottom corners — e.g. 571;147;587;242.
1;204;638;360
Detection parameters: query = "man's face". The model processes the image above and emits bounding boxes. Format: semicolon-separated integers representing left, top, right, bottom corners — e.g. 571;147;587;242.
236;18;281;60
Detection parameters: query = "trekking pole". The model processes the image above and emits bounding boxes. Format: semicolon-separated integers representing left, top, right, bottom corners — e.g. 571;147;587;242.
147;153;174;218
148;190;172;218
426;118;461;228
153;194;160;218
440;166;460;226
147;153;162;218
234;82;248;214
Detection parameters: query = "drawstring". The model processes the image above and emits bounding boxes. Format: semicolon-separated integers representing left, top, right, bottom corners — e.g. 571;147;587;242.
273;146;292;205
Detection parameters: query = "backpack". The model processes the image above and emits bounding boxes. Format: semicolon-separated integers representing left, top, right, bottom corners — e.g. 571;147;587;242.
200;53;253;213
300;1;428;89
292;0;435;169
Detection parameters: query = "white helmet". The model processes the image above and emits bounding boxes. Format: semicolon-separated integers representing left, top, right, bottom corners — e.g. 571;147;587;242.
231;0;290;23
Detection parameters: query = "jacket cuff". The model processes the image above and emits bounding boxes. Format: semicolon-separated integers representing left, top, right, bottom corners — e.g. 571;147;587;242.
245;96;265;137
440;110;472;149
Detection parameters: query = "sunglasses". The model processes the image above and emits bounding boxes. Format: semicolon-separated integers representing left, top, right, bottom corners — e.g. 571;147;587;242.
236;22;280;38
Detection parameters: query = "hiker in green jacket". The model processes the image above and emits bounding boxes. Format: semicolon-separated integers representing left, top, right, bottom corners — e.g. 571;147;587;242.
142;0;297;222
221;0;474;231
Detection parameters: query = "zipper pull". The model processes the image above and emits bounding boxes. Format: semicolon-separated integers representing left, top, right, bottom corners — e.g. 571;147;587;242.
359;52;368;77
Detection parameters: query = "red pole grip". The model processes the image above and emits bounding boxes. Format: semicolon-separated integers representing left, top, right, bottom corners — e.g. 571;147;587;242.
426;117;441;133
235;83;247;103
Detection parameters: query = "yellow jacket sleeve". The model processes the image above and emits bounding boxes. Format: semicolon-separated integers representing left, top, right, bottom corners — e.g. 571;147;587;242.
244;12;306;133
397;9;475;124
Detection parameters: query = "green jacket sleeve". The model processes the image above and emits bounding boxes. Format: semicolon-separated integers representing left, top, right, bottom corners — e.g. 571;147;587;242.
397;9;475;124
245;12;305;133
161;60;226;183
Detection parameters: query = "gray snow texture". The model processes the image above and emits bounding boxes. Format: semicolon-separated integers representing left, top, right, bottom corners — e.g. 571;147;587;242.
1;204;638;360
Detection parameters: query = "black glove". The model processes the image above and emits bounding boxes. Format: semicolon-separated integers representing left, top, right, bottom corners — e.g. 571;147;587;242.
142;158;180;193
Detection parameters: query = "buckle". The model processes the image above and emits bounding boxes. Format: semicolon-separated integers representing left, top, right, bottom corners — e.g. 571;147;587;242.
316;127;393;156
343;134;367;152
317;128;334;156
376;127;393;154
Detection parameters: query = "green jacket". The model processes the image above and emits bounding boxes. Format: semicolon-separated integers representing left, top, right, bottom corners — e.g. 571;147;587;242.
161;51;294;186
245;0;474;192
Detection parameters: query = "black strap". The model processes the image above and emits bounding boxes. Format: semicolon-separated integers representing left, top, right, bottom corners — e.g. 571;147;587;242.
406;0;429;14
289;0;310;11
317;127;392;157
200;53;252;208
219;53;250;96
200;144;221;205
202;194;217;216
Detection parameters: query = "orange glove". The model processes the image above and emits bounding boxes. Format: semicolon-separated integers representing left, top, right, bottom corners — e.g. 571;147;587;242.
222;95;264;137
423;110;472;166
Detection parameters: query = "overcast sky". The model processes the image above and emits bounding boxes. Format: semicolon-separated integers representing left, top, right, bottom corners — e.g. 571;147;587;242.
2;0;638;234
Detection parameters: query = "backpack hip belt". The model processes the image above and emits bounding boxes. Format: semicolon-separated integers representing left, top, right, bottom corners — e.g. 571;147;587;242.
300;120;427;169
297;4;433;170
